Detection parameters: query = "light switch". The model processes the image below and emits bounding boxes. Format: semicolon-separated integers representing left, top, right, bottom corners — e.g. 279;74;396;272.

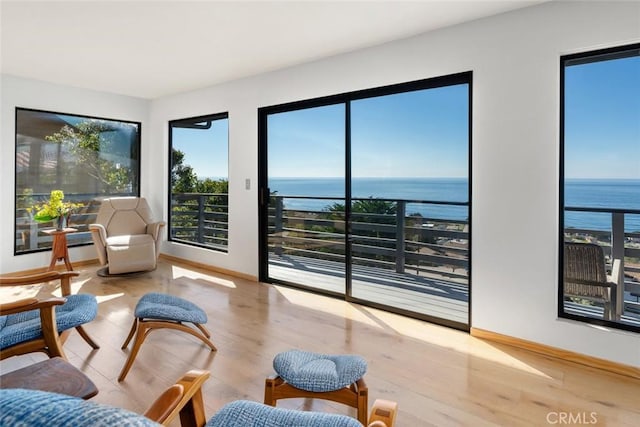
245;178;251;190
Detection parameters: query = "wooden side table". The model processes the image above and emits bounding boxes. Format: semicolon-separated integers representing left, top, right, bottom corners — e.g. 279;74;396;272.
0;357;98;399
42;228;77;271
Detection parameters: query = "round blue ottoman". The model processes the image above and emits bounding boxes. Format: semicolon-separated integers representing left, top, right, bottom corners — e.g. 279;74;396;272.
265;349;368;424
135;292;208;324
118;293;217;381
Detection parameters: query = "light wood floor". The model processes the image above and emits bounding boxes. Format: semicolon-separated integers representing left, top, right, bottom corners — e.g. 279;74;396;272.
1;259;638;426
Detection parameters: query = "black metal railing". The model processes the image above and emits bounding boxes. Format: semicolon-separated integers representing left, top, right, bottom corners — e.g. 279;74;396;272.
15;192;131;253
170;193;229;251
564;206;640;318
268;195;470;282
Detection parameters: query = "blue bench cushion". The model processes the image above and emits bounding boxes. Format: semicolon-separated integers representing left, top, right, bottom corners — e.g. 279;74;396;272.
135;292;207;324
207;400;362;427
0;294;98;350
0;389;159;426
273;350;367;392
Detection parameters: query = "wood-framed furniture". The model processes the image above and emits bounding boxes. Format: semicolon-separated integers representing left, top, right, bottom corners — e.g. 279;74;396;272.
264;350;369;425
0;271;99;360
0;295;67;360
42;227;77;271
265;375;369;424
0;357;98;400
118;293;216;381
0;369;397;427
145;370;211;426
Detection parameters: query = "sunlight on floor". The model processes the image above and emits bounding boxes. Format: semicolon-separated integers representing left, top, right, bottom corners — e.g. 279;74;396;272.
362;306;553;379
274;284;552;379
171;266;237;289
274;286;384;329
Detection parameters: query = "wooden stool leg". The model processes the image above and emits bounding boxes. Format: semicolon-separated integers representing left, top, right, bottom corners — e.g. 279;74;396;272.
121;317;139;349
190;324;216;351
75;325;100;349
159;321;217;351
195;323;211;338
356;378;368;425
118;322;151;382
264;377;275;406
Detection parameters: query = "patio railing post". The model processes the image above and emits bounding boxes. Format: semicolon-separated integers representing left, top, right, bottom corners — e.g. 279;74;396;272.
275;196;283;256
197;194;205;244
29;220;38;250
396;200;406;273
611;211;625;318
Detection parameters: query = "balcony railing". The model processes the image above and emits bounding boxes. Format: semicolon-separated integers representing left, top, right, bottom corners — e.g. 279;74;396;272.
170;193;229;251
268;195;470;283
15;193;121;253
564;206;640;321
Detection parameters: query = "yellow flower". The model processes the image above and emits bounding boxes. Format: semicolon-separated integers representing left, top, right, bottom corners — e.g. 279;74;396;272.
32;190;81;222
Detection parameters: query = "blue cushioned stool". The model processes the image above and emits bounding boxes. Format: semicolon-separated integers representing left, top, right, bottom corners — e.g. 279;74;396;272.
118;292;217;381
208;400;363;427
264;349;368;425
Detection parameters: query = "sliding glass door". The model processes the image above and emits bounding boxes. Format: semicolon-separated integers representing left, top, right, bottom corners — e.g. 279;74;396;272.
350;85;470;324
264;104;347;294
259;72;471;330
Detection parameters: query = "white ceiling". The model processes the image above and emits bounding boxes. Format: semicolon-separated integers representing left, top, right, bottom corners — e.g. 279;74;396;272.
1;1;546;99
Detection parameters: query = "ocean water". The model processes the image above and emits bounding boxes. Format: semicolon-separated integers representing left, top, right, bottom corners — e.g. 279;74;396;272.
565;179;640;232
268;177;640;231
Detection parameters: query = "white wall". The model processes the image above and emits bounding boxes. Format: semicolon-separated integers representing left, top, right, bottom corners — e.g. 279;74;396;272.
1;1;638;367
0;75;150;273
150;1;640;366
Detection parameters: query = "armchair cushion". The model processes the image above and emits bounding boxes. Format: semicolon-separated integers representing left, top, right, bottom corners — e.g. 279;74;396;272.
105;234;157;275
0;294;98;350
207;400;362;427
0;389;160;427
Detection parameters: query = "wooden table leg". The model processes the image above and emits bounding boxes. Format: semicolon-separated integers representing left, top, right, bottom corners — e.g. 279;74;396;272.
46;229;75;271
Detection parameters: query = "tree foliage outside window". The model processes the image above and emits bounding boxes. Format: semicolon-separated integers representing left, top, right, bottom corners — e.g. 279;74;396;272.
15;108;140;254
45;120;136;193
169;113;229;252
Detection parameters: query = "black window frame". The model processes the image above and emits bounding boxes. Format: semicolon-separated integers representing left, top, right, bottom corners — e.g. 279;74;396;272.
558;43;640;333
14;107;141;256
167;112;230;252
258;71;473;331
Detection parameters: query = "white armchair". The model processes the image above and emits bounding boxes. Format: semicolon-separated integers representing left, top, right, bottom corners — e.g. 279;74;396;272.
89;197;165;275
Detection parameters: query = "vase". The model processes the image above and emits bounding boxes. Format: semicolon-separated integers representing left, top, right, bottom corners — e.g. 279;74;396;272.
56;215;67;231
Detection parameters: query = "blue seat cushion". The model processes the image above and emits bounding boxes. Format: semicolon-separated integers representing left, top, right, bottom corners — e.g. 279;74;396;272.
0;389;159;426
206;400;362;427
273;350;367;392
135;292;207;324
0;294;98;350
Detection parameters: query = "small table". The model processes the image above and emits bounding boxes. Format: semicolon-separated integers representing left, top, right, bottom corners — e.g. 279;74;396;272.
0;357;98;399
42;228;77;271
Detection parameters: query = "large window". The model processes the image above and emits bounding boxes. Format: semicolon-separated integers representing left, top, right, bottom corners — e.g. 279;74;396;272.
168;113;229;252
15;108;140;254
259;72;471;330
560;44;640;332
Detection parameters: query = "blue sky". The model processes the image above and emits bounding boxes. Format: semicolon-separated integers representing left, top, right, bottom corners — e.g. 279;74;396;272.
564;54;640;179
173;53;638;182
172;118;229;179
268;84;469;178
